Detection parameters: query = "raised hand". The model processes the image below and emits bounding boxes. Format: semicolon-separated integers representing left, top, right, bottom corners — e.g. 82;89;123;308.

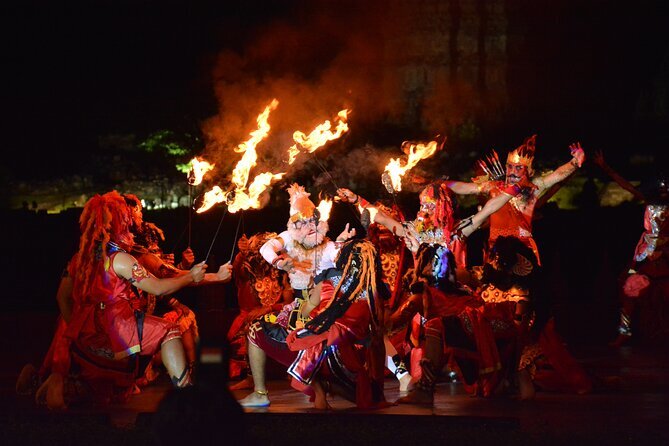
336;223;356;242
592;149;605;167
336;188;358;204
569;142;585;167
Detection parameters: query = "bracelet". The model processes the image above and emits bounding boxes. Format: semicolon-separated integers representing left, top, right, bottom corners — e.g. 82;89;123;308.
351;194;359;205
271;255;286;269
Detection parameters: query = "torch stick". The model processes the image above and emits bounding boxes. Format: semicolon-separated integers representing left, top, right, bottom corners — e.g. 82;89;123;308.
228;211;244;264
188;184;193;248
310;153;340;190
203;207;228;264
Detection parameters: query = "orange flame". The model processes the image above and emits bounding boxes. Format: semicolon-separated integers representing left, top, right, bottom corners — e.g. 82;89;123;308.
187;157;215;186
196;186;229;214
197;99;285;214
287;109;350;164
231;99;279;189
383;140;439;192
227;172;285;213
316;198;333;222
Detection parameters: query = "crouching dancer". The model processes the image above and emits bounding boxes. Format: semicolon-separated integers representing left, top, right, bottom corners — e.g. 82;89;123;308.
37;191;231;408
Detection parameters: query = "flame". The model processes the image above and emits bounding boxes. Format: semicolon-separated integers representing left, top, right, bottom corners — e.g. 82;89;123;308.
317;198;333;222
197;99;284;214
227;172;285;213
187;157;215;186
196;186;229;214
383;140;439;192
231;99;279;189
287;109;350;164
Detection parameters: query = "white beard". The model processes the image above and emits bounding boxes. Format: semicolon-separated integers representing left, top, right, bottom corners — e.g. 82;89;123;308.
287;220;329;249
284;221;330;289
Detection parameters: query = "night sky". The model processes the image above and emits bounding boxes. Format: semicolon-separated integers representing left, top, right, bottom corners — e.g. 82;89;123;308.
2;0;668;181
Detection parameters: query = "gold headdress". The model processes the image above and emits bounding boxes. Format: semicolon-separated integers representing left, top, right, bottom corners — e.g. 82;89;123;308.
506;134;536;173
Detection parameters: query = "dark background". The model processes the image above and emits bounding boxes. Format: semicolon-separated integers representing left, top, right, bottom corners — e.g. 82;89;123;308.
2;1;668;346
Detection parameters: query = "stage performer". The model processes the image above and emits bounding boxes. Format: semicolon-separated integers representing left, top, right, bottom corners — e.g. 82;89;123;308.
445;135;585;263
34;191;232;410
228;232;292;388
238;184;355;407
399;236;591;404
336;181;519;375
593;151;669;346
286;240;390;409
365;202;414;391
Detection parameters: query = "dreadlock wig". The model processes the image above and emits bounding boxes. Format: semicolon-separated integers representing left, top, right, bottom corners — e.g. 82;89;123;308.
74;191;132;300
306;240;390;334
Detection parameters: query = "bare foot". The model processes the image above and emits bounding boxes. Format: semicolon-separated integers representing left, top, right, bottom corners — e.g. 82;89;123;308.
312;381;329;410
398;374;413;393
518;369;536;401
229;375;254;391
35;373;67;410
238;390;270;408
16;364;38;395
396;387;433;405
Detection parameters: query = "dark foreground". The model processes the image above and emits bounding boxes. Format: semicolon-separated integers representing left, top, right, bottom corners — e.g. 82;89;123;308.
2;313;669;446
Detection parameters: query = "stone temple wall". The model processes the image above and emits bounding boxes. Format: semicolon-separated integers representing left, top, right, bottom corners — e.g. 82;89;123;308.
381;0;508;131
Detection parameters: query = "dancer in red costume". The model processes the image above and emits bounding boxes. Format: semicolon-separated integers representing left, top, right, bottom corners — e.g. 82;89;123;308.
337;180;520;381
33;191;231;409
445;135;585;264
238;184;355;407
593;151;669;346
286;240;390;409
228;232;292;387
398;236;591;404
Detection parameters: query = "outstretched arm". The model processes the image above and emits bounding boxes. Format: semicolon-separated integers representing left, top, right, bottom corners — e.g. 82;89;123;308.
456;190;515;238
444;180;482;195
592;150;645;201
337;188;407;237
537;142;585;190
112;252;206;296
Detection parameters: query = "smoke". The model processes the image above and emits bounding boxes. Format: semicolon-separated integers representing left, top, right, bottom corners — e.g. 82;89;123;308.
200;1;407;185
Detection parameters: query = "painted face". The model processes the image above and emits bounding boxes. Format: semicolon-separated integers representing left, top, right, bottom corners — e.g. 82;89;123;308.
505;162;529;185
289;217;328;248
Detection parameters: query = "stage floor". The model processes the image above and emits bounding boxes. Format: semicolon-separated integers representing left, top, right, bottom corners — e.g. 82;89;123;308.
3;312;669;444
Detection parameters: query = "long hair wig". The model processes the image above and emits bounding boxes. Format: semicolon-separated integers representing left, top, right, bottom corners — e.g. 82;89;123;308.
74;191;132;299
306;240;390;334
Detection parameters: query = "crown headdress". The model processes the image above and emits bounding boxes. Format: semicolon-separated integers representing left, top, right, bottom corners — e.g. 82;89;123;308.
506;134;536;169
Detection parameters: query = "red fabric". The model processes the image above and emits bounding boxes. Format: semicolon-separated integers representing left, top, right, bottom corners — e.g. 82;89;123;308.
534;319;592;394
39;317;71;377
287;300;383;408
66;252;176;360
425;287;482;319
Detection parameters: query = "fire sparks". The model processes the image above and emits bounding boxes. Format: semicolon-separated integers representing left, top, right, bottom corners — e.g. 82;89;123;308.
383;140;440;192
288;109;350;164
317;198;333;222
187;157;215;186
